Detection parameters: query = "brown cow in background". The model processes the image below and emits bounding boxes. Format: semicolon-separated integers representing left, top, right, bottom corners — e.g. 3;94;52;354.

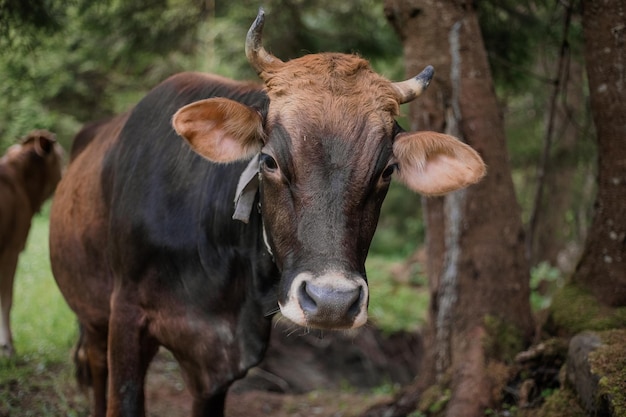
0;130;64;356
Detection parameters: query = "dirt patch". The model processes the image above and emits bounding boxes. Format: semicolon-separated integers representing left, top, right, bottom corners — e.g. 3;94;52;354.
144;323;421;416
145;367;393;417
235;322;422;393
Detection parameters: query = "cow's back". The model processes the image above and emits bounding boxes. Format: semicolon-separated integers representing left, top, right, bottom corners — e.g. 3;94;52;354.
50;71;272;352
49;112;129;320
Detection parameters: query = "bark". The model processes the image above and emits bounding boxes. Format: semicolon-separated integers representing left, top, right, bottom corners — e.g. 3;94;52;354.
384;0;454;391
374;1;534;416
574;0;626;306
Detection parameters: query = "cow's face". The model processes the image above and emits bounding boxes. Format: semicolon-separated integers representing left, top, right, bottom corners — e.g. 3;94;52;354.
172;9;485;330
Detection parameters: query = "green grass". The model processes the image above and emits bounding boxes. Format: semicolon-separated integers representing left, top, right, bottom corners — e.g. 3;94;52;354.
0;202;85;416
366;255;428;334
5;204;77;361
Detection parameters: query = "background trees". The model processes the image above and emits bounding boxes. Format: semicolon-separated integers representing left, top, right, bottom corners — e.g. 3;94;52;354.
383;1;534;415
1;0;212;146
575;0;626;305
369;1;624;416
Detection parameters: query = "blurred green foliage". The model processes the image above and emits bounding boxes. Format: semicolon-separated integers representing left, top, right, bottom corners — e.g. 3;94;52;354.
371;182;424;257
1;0;211;151
0;0;402;152
366;255;429;333
530;261;564;311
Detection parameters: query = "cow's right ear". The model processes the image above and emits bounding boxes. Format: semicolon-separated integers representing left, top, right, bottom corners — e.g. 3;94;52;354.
172;98;264;163
393;131;486;195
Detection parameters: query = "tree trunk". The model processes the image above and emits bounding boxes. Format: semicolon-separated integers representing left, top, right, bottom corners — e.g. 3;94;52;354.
376;1;534;416
574;0;626;306
384;0;454;392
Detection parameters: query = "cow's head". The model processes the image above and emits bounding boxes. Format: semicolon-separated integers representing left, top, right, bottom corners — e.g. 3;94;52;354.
173;9;485;330
2;130;64;211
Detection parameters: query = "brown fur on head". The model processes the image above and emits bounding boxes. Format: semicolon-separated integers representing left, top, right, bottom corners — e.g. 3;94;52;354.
261;53;400;138
21;129;57;156
1;129;64;213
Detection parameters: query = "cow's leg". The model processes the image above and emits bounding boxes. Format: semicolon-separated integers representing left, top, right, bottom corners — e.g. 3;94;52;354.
174;352;227;417
191;391;227;417
0;250;19;357
106;291;159;417
75;324;109;417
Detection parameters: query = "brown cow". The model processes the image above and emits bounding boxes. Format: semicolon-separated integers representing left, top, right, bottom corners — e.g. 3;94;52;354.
0;130;64;356
49;9;485;417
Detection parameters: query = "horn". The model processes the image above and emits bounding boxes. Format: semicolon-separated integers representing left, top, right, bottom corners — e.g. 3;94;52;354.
392;65;435;104
245;8;283;75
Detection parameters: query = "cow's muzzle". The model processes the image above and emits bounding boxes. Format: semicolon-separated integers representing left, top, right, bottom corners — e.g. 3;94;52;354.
279;271;369;329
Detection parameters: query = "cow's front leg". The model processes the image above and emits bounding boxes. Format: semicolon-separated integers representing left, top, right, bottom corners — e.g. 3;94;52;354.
191;391;227;417
107;290;159;417
0;250;19;357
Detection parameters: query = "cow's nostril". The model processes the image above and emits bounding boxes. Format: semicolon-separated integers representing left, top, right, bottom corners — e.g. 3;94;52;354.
346;286;362;318
298;281;318;314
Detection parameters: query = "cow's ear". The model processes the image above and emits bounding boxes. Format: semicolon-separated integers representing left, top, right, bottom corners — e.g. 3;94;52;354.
33;131;56;157
393;131;486;195
172;98;264;163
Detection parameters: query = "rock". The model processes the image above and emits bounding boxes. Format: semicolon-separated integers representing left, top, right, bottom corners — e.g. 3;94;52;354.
566;331;610;416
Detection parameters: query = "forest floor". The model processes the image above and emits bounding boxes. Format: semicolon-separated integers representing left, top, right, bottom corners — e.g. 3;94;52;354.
145;350;393;417
2;323;419;417
2;351;388;417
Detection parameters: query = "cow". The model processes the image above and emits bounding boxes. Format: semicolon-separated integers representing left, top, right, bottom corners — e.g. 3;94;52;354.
49;9;485;417
0;129;63;356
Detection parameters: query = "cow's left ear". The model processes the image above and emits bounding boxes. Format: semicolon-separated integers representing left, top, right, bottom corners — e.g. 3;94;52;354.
393;131;486;195
33;131;56;157
172;98;264;163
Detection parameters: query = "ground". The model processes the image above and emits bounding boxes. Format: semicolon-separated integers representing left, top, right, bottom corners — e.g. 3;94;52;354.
1;324;418;417
147;350;395;417
146;323;422;417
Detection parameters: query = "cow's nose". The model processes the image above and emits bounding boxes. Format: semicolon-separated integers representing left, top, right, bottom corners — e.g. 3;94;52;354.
297;279;363;324
279;271;369;329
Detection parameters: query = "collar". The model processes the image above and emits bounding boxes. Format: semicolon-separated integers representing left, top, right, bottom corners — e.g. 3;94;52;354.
233;154;260;224
232;155;274;257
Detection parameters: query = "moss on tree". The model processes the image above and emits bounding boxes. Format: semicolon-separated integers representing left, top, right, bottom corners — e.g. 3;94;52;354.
549;284;626;335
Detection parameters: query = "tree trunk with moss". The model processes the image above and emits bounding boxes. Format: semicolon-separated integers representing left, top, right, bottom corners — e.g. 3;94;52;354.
572;0;626;306
373;1;534;416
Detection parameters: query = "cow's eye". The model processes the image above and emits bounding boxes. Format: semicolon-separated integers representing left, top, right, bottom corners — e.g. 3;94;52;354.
260;153;278;171
381;164;396;182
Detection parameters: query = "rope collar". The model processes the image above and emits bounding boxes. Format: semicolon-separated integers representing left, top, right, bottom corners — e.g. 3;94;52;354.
232;154;273;257
233;154;260;224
